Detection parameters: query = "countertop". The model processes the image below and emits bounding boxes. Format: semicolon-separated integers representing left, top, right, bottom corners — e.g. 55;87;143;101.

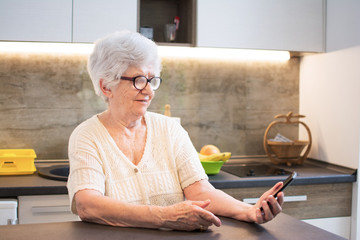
0;214;346;240
0;157;356;197
209;157;356;189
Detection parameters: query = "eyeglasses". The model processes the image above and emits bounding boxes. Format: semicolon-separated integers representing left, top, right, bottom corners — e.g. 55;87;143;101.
120;75;162;91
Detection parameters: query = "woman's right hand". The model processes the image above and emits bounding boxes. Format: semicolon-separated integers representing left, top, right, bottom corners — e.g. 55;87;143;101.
160;200;222;231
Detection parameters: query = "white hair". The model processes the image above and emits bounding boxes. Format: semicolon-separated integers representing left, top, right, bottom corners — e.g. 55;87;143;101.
87;30;162;101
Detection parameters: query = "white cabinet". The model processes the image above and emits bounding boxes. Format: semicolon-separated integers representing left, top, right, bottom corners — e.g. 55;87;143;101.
0;0;137;43
18;195;80;224
197;0;325;52
0;0;72;42
73;0;138;43
0;199;17;225
303;217;351;239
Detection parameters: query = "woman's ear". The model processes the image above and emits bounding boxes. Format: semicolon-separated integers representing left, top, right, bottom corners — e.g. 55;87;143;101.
99;79;112;98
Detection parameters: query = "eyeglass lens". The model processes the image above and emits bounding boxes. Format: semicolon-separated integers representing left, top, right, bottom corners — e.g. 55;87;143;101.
134;76;161;90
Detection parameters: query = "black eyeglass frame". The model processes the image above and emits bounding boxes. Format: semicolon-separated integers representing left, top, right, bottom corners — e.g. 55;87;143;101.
120;75;162;90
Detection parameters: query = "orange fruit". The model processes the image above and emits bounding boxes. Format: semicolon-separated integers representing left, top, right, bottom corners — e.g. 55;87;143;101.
200;145;220;155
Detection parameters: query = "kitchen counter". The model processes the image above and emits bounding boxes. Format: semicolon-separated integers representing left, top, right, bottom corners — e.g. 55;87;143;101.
0;214;346;240
209;157;356;189
0;157;356;197
0;161;69;197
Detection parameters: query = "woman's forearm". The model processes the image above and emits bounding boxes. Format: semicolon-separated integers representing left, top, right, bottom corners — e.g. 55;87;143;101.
75;190;164;228
183;180;254;221
205;189;253;221
74;189;221;231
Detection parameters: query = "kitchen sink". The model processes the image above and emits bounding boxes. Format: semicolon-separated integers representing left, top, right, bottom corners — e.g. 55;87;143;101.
221;163;291;177
37;165;69;181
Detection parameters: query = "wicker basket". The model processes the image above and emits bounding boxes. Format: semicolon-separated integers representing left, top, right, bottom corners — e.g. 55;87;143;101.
267;140;308;159
263;112;312;165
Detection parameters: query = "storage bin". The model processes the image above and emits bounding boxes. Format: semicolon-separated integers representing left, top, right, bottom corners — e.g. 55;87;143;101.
0;149;37;175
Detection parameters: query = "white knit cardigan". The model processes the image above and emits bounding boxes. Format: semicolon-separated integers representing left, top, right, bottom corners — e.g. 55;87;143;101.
67;111;208;213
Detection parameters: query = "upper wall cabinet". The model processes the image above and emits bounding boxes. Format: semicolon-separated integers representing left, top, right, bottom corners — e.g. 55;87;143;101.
197;0;325;52
73;0;137;43
0;0;72;42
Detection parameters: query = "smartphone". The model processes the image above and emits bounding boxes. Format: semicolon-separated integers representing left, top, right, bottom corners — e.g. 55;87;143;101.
273;171;297;198
260;171;297;212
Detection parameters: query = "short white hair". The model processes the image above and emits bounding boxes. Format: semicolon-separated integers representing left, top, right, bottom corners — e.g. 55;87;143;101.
87;30;162;101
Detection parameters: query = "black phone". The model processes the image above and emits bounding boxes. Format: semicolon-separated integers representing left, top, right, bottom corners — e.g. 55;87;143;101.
273;171;297;198
260;171;297;212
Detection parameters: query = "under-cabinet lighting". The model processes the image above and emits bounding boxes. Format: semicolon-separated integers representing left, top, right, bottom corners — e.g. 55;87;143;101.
158;46;290;61
0;42;94;55
0;42;290;61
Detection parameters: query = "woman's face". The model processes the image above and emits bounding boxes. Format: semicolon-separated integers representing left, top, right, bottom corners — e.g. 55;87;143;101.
108;65;155;119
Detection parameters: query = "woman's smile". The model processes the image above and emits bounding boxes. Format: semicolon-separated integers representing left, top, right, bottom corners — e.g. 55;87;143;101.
136;99;149;105
135;95;151;103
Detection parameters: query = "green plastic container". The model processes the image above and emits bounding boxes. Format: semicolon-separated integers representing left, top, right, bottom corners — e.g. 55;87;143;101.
200;161;225;175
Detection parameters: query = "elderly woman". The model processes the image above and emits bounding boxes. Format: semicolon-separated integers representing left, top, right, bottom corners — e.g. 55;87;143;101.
67;30;284;231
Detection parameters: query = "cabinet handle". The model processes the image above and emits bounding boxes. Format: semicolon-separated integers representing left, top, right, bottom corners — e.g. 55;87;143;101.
243;195;307;204
31;205;71;214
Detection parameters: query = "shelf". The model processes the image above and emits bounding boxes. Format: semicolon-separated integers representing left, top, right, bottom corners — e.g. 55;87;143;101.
139;0;195;46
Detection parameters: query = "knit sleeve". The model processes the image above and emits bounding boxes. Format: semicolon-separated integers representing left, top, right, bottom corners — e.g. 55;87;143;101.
172;123;208;189
66;121;106;214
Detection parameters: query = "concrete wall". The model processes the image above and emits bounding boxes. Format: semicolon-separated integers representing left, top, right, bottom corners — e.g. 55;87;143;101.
0;53;299;159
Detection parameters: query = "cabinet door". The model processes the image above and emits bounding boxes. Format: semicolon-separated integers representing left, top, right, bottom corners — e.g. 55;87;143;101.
73;0;138;43
0;0;72;42
197;0;324;52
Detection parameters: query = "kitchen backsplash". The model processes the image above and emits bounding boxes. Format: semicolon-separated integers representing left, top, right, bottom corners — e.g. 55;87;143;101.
0;53;299;159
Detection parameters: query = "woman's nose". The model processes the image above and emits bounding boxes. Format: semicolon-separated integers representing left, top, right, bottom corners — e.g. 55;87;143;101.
141;82;154;95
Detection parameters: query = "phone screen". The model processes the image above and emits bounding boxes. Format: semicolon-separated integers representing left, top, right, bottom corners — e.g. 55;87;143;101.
274;171;297;198
259;171;297;212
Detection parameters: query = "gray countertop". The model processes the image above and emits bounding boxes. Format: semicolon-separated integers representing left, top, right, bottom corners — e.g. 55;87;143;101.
209;157;356;189
0;214;346;240
0;157;356;197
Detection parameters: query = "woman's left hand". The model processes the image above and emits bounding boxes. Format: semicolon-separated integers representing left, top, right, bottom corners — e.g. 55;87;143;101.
247;182;284;224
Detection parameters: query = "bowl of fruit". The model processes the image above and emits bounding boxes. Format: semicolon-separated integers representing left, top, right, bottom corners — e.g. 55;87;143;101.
198;145;231;175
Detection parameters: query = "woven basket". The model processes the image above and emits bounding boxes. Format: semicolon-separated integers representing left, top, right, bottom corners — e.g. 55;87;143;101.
267;140;308;159
263;112;312;165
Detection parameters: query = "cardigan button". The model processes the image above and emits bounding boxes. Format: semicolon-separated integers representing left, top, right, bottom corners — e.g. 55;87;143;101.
134;168;139;173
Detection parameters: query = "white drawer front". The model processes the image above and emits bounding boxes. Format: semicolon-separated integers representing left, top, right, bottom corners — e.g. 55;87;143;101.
18;195;80;224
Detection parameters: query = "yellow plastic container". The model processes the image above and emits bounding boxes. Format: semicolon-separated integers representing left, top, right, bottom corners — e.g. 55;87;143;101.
0;149;37;175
